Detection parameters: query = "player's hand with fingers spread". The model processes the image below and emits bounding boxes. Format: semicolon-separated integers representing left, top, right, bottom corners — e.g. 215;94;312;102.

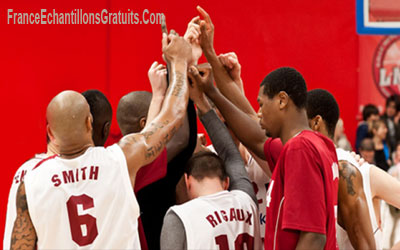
196;6;215;56
218;52;242;84
162;31;192;65
184;16;202;66
148;61;168;96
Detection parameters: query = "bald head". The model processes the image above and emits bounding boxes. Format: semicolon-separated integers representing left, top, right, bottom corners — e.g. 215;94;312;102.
46;90;93;151
117;91;152;135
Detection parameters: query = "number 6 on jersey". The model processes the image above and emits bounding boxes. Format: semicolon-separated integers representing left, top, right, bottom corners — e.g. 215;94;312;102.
66;194;98;246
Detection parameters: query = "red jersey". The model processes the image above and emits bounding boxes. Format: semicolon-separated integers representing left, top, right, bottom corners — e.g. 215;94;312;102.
264;130;339;250
134;148;168;193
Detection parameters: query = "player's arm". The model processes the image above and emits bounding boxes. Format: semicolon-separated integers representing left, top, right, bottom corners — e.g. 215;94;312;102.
296;232;326;250
10;182;37;250
337;161;375;250
370;164;400;208
146;60;190;163
188;71;257;204
160;210;187;250
119;33;191;185
188;63;267;160
196;7;257;120
147;61;167;124
192;7;266;160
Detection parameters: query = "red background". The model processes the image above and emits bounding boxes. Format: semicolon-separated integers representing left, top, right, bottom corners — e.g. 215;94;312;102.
0;0;359;242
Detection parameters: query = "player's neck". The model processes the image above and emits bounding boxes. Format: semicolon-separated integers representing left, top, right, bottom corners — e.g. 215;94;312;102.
280;109;310;145
58;141;94;159
192;179;226;198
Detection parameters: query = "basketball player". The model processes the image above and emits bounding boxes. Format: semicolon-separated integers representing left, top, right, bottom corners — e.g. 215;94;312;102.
160;70;260;249
3;140;57;249
9;32;192;249
305;89;376;249
82;89;112;146
116;60;196;249
195;6;338;249
306;89;400;249
201;52;271;242
4;89;111;249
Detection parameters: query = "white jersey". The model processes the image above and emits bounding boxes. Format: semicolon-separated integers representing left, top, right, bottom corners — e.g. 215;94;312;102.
335;148;381;250
207;145;270;243
169;190;261;250
24;145;141;249
3;153;47;249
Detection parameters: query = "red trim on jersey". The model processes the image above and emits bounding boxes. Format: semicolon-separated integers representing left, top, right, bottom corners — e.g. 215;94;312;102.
32;155;57;170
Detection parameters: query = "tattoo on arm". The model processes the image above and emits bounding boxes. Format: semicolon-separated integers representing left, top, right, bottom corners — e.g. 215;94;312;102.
10;182;37;250
166;72;185;97
339;161;357;196
142;119;178;160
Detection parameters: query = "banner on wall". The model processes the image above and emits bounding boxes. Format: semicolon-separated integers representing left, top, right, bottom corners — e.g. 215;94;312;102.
358;35;400;120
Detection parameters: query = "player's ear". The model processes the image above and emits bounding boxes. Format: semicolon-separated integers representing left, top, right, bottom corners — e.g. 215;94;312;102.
139;117;147;130
103;121;111;142
310;115;322;132
222;177;230;190
277;91;289;109
86;114;93;132
184;173;190;191
47;124;56;143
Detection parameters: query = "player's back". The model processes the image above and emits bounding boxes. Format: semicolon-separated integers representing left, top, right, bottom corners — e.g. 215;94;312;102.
169;190;261;250
24;144;141;249
335;148;381;249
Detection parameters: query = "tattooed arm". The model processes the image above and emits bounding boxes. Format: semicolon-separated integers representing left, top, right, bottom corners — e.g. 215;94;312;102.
337;161;375;250
119;33;192;188
10;182;37;250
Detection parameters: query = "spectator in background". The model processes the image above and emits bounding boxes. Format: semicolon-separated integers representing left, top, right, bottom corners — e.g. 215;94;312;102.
382;95;400;152
389;142;400;178
359;138;375;164
355;104;380;152
372;119;391;171
334;118;352;151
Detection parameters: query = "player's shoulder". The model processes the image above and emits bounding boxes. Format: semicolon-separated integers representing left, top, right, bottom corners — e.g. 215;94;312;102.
229;189;257;205
290;130;335;150
336;148;359;167
18;153;47;171
11;154;47;184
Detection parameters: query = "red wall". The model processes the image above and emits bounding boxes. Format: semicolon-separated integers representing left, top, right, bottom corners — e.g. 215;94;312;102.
0;0;358;242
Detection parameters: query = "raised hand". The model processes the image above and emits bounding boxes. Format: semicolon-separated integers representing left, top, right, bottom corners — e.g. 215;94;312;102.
188;63;215;96
196;6;215;55
218;52;243;91
148;61;167;96
162;31;192;65
184;16;202;65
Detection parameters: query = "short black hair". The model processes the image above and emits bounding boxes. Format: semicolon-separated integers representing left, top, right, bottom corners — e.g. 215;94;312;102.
260;67;307;109
362;104;379;121
117;91;152;135
82;89;113;146
82;89;112;122
359;138;374;151
386;95;400;111
185;151;227;181
306;89;340;138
